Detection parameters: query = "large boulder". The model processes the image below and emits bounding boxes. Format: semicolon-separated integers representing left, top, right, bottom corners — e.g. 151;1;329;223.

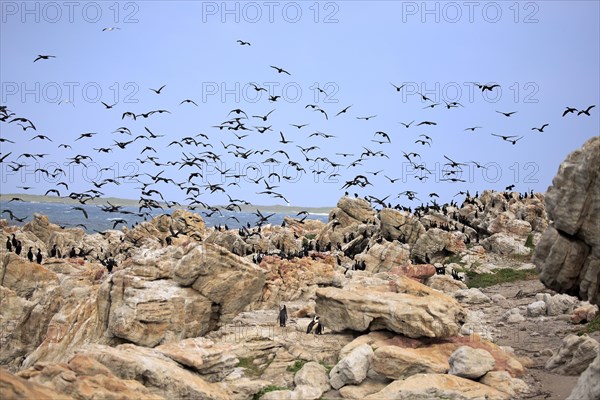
378;208;425;244
410;228;467;263
315;275;466;338
371;345;448;379
534;136;600;305
545;334;599;375
329;343;373;389
364;373;510;400
294;361;331;396
567;351;600;400
448;346;496;379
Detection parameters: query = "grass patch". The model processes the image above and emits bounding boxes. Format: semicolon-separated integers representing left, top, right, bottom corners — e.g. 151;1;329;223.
319;360;334;373
286;360;307;373
578;314;600;336
253;385;288;400
525;233;535;250
237;357;263;377
445;254;465;266
466;268;539;289
304;233;317;240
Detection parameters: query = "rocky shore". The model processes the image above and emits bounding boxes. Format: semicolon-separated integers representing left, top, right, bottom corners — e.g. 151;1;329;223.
1;138;599;400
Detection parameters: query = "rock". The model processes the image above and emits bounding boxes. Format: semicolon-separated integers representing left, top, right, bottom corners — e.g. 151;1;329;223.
329;344;373;390
506;313;526;324
378;208;425;244
545;334;600;375
480;370;529;397
567;351;600;400
364;373;510;400
315;276;466;338
571;303;599;324
527;300;547;317
388;263;435;282
0;368;75;400
448;346;496;379
317;197;376;247
481;233;530;256
536;293;579;316
453;288;492;305
14;355;164;400
534;137;600;305
355;240;411;273
294;361;330;395
81;343;230;399
338;379;388;399
425;274;468;293
491;293;507;303
154;338;239;382
410;228;467;263
371;345;448;379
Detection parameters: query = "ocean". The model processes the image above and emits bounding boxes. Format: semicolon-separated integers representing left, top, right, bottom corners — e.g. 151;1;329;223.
0;201;330;233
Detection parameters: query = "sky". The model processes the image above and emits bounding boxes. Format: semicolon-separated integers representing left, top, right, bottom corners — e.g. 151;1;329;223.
1;0;599;209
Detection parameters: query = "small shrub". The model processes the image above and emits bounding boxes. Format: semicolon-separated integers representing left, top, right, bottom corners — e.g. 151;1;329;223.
525;233;535;249
319;360;334;373
304;233;317;240
578;314;600;336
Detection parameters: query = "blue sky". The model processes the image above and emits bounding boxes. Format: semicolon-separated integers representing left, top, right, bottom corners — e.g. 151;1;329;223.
1;1;599;208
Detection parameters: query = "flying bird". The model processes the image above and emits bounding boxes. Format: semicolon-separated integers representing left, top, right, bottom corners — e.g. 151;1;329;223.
34;54;56;62
496;110;517;117
531;124;549;132
237;40;251;46
577;105;595;116
149;85;166;94
335;105;352;117
270;65;291;75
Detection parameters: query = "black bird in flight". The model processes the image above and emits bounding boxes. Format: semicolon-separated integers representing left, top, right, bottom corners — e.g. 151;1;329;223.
252;109;275;121
577;105;595;116
357;115;377;120
531;124;549;132
562;107;578;117
279;131;292;144
34;54;56;62
390;82;405;92
71;206;88;219
491;133;518;141
335;105;352;117
496;110;517;117
237;40;251;46
416;121;437;126
180;99;198;106
464;126;482;131
270;65;291;75
101;101;117;109
290;123;309;129
399;120;414;128
150;85;166;94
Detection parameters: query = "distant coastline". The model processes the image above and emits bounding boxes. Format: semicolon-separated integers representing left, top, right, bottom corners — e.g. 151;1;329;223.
0;193;334;215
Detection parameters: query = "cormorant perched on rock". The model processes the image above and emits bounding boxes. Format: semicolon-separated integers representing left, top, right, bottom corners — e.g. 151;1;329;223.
15;240;22;255
36;248;42;264
27;247;34;262
6;236;12;252
105;258;117;273
69;247;76;258
278;305;288;327
11;233;17;248
50;244;61;258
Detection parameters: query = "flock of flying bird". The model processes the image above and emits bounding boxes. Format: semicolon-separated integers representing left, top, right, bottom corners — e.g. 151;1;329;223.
0;37;597;230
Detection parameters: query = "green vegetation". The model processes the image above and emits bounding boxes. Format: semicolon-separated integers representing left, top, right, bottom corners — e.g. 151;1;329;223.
286;360;307;373
237;357;262;377
444;254;465;266
577;314;600;336
319;360;334;373
304;233;317;240
466;268;539;288
253;385;289;400
525;233;535;250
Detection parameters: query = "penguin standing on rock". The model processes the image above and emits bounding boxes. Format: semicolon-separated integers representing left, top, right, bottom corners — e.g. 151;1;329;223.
307;316;324;335
278;305;288;327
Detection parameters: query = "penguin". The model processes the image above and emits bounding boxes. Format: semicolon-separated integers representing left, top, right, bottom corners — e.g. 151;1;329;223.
435;265;446;275
27;247;34;262
306;316;319;334
6;236;12;252
15;240;22;255
278;305;288;327
36;248;42;264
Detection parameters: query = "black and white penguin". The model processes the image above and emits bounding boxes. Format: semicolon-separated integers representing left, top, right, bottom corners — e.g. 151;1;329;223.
27;247;34;262
278;305;288;327
36;248;42;264
307;316;324;335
